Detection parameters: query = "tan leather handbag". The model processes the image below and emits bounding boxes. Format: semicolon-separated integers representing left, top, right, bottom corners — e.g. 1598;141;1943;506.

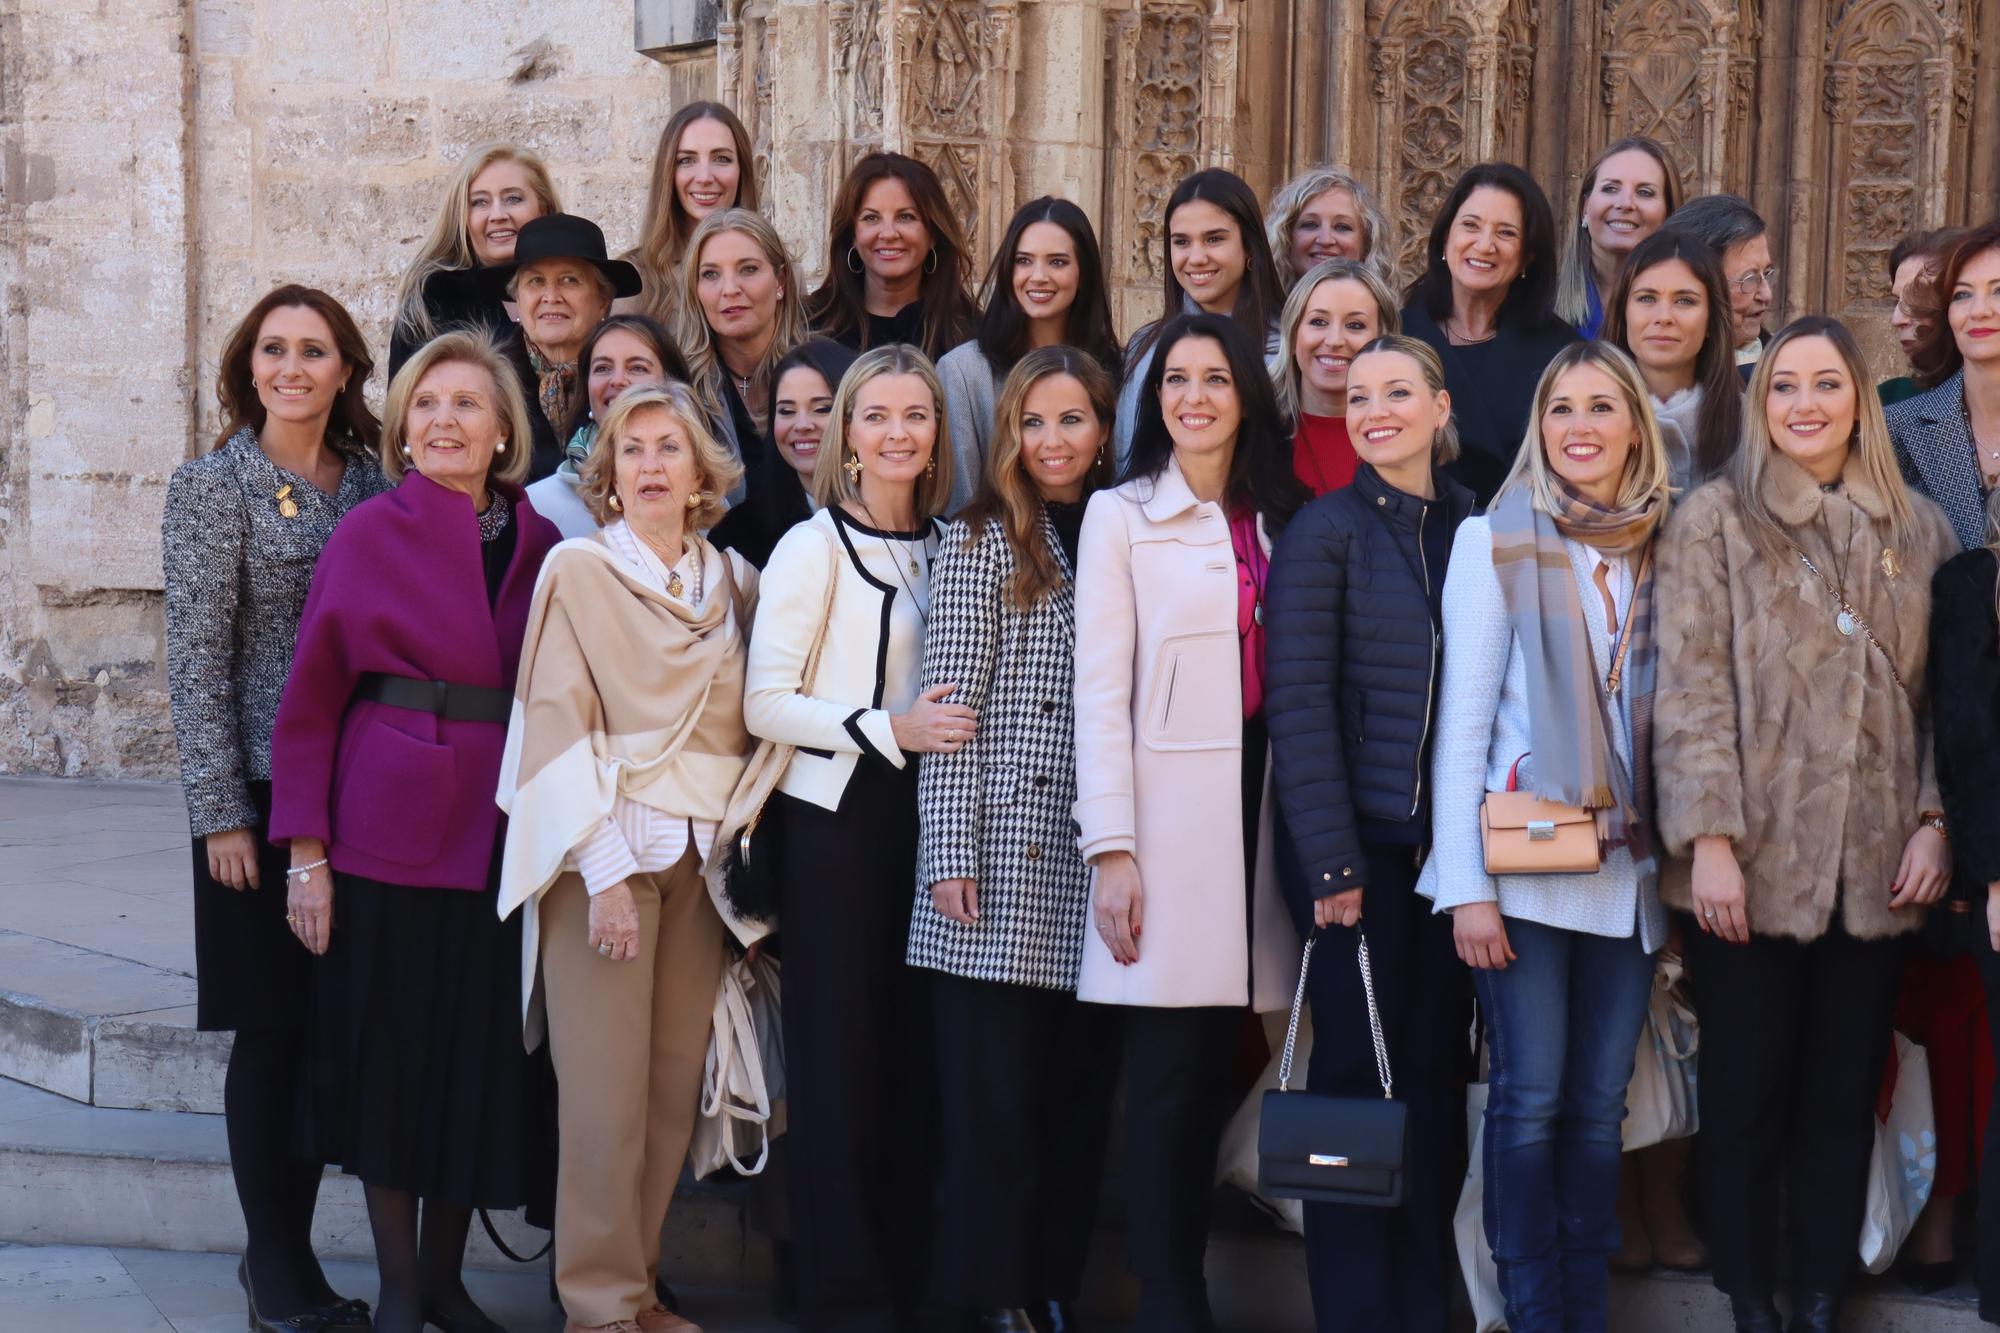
1480;754;1601;874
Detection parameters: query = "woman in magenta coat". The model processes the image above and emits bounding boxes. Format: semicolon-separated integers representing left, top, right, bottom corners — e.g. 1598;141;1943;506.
269;328;560;1333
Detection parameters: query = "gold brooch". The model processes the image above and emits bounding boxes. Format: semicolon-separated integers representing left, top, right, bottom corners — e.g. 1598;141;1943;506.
667;571;684;598
275;483;298;520
1880;546;1899;579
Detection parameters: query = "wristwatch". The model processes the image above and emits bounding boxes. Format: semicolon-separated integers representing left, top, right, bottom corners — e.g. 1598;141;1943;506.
1919;810;1948;838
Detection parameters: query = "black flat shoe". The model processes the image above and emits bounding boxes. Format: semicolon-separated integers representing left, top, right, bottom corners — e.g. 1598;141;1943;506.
1898;1255;1958;1294
421;1299;509;1333
963;1311;1035;1333
1787;1291;1839;1333
237;1258;332;1332
1728;1295;1782;1333
1029;1302;1078;1333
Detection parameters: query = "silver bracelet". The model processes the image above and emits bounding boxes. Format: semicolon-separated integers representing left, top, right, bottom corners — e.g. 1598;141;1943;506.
288;858;329;881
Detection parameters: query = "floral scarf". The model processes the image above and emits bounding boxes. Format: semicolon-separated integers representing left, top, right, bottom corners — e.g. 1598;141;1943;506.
524;339;579;436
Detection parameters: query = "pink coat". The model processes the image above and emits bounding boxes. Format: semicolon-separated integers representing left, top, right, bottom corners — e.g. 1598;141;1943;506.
1071;457;1301;1011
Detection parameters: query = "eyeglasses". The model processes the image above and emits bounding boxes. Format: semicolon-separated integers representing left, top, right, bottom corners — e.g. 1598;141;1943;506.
1727;266;1777;296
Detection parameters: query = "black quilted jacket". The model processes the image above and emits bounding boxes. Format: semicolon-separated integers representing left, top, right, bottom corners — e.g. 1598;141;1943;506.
1265;463;1476;914
1930;546;2000;889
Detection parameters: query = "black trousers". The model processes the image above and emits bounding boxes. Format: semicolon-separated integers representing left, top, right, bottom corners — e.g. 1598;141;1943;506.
1303;843;1472;1333
1120;1003;1242;1333
1973;936;2000;1322
929;973;1121;1311
776;758;934;1333
1685;913;1905;1300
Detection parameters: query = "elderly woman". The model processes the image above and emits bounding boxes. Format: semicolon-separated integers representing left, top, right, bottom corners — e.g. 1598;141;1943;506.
269;329;560;1333
486;213;642;481
497;383;759;1333
164;284;389;1333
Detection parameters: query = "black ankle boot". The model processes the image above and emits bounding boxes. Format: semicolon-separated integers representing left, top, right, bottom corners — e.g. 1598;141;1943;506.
1788;1291;1840;1333
1729;1295;1782;1333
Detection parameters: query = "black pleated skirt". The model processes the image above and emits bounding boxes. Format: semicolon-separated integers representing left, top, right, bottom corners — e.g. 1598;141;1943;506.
191;781;312;1033
303;853;543;1211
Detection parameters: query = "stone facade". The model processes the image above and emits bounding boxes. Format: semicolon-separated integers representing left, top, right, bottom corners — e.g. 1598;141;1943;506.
1;0;1995;779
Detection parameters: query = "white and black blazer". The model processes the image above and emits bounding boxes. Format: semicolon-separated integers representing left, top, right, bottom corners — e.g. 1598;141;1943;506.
1887;369;1989;551
744;505;943;810
908;512;1092;990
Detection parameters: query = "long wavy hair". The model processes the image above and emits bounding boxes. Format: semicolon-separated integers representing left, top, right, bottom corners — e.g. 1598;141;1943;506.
1913;218;2000;390
558;313;695;446
1125;313;1306;538
1263;165;1393;291
1129;169;1285;364
628;102;759;328
214;284;381;452
961;346;1118;609
1271;258;1401;426
973;197;1123;381
1407;162;1564;332
391;144;561;349
805;152;980;358
1733;315;1918;564
675;208;809;437
1554;136;1682;328
1497;340;1674;527
1601;229;1743;483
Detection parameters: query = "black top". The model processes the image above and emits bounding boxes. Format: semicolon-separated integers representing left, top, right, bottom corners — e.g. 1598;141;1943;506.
1263;463;1478;918
494;326;564;484
1046;499;1086;569
1930;547;2000;888
825;301;928;355
1401;301;1579;506
720;378;768;499
388;268;513;383
479;494;518;607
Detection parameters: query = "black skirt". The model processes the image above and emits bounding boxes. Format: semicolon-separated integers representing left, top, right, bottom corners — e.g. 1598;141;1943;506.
191;781;313;1033
304;855;541;1210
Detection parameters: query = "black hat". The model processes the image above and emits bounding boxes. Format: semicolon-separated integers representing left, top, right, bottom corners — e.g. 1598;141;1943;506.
484;214;643;299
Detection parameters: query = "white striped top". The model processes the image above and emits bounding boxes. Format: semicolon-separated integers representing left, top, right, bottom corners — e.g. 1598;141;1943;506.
569;521;721;896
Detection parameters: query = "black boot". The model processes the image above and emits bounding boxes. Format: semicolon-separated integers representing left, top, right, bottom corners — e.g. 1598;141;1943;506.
1729;1295;1783;1333
1028;1302;1077;1333
1787;1291;1840;1333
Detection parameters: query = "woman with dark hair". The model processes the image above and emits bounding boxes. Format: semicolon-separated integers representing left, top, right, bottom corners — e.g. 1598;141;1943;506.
528;313;693;539
625;101;759;331
915;346;1120;1333
710;336;858;568
164;284;390;1333
1074;313;1304;1331
1554;137;1682;338
1402;162;1578;504
937;196;1122;513
806;151;981;359
1660;194;1774;373
1114;169;1287;463
1882;227;1967;406
1887;219;2000;551
1602;229;1744;487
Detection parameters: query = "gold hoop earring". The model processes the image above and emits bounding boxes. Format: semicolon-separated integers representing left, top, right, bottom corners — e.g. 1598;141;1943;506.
923;249;939;276
846;247;864;274
843;454;863;482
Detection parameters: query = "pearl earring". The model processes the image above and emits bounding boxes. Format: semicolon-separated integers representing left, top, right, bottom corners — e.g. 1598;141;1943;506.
495;438;507;454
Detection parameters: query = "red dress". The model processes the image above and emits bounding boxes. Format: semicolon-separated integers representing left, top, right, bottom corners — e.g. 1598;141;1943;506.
1293;413;1359;497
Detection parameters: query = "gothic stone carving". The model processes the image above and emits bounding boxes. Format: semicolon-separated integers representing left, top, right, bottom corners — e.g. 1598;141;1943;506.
901;1;1019;262
1599;0;1750;195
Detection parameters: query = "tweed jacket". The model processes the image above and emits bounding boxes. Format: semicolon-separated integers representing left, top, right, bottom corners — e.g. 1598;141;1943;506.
1887;370;1989;551
1653;460;1957;943
163;428;390;837
909;510;1092;990
1415;515;1669;952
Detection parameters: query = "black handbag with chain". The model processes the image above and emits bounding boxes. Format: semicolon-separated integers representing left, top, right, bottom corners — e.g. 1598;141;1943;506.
1257;930;1408;1207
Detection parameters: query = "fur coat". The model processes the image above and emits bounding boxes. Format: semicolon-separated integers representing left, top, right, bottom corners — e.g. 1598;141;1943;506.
1653;454;1957;943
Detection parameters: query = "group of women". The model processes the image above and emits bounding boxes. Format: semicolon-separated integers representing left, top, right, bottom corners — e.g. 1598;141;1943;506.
160;100;2000;1333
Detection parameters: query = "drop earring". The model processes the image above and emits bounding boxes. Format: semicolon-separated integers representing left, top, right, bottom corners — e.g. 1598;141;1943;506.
843;453;863;482
925;452;937;478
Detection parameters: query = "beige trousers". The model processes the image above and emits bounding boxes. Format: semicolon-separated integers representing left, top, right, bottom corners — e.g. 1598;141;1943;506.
539;846;724;1326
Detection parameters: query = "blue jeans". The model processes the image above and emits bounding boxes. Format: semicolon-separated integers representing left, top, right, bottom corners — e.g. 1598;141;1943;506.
1475;916;1653;1333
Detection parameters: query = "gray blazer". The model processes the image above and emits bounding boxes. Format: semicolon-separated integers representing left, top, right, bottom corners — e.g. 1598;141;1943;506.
163;429;390;836
936;340;999;517
1886;370;1988;551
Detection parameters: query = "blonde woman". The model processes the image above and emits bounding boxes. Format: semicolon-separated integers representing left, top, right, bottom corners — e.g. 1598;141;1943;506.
1272;257;1401;495
626;102;759;329
269;329;560;1333
1553;137;1681;339
1264;165;1393;292
742;345;965;1330
674;207;808;488
1418;341;1673;1333
497;383;757;1333
389;142;561;378
1656;316;1956;1333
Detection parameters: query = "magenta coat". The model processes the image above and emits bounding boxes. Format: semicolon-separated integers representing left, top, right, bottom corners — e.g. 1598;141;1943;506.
269;471;559;890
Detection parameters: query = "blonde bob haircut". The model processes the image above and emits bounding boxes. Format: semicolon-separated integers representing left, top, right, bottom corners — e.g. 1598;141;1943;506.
1347;334;1460;465
674;208;809;429
392;144;562;348
1273;258;1402;425
812;344;954;519
1730;314;1917;564
1264;166;1394;291
578;381;743;531
380;328;535;488
1496;340;1673;518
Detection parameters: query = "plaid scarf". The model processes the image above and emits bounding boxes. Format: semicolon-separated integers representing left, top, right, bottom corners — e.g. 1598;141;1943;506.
524;340;579;436
1488;483;1661;866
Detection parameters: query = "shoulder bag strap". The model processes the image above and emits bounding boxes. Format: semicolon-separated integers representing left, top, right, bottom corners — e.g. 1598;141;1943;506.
1277;930;1395;1099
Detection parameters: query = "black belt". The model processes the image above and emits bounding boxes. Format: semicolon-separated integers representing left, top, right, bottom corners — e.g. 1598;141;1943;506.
356;672;512;723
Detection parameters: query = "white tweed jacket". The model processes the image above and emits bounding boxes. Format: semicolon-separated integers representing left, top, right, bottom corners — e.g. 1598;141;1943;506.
1416;515;1668;953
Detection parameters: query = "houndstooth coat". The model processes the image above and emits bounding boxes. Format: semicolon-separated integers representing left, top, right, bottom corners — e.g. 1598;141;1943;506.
909;511;1092;990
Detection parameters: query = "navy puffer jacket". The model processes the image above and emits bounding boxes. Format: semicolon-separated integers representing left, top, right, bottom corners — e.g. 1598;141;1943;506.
1265;463;1475;915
